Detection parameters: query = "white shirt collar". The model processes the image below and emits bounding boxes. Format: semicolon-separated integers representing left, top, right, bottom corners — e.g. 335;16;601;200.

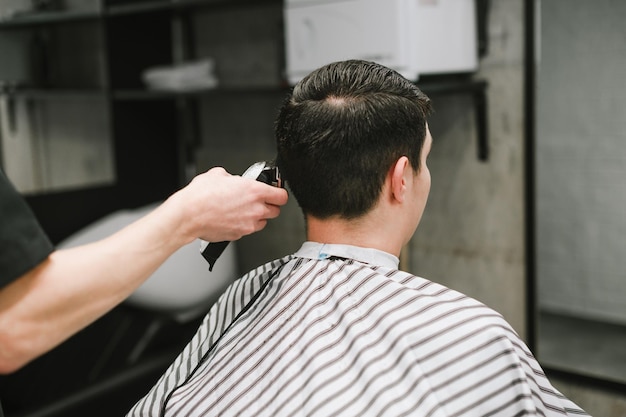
295;241;399;269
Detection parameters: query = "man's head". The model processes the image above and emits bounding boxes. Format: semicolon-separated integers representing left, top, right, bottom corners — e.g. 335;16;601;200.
275;59;433;222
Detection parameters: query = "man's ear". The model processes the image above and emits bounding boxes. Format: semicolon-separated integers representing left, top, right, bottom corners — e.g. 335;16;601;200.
390;156;410;203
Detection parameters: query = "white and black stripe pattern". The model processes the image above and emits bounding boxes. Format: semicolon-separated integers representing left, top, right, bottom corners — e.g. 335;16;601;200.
127;255;295;417
127;244;588;417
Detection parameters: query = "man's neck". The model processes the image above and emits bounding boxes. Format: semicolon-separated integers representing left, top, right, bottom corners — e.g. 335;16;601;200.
306;214;404;258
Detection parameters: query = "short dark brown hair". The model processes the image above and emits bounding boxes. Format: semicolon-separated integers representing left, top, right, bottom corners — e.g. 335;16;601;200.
275;60;432;219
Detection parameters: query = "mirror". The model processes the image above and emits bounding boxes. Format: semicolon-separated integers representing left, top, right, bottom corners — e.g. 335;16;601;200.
534;0;626;384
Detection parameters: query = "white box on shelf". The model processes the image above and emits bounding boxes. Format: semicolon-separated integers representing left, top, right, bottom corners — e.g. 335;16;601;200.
285;0;478;84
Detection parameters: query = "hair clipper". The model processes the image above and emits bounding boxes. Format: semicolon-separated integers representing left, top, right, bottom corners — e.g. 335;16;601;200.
199;161;283;271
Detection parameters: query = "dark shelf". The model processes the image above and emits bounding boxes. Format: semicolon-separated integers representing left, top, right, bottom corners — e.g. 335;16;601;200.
0;9;101;28
111;75;489;162
0;88;107;99
418;77;487;96
0;0;281;28
107;0;280;16
106;0;180;16
112;85;287;100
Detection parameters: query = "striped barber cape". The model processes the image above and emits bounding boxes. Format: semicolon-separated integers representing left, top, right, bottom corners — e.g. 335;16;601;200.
127;242;589;417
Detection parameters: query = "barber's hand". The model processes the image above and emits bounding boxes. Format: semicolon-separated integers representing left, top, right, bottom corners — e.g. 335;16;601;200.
168;167;288;244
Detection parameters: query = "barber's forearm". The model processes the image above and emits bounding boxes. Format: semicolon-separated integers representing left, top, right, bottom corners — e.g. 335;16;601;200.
0;203;184;374
0;168;287;373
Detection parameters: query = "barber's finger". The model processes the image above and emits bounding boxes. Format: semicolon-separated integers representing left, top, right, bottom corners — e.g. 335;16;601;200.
264;186;288;206
264;203;282;220
206;166;229;176
255;219;268;232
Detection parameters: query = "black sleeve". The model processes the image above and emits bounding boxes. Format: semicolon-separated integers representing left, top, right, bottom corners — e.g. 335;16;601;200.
0;169;54;289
